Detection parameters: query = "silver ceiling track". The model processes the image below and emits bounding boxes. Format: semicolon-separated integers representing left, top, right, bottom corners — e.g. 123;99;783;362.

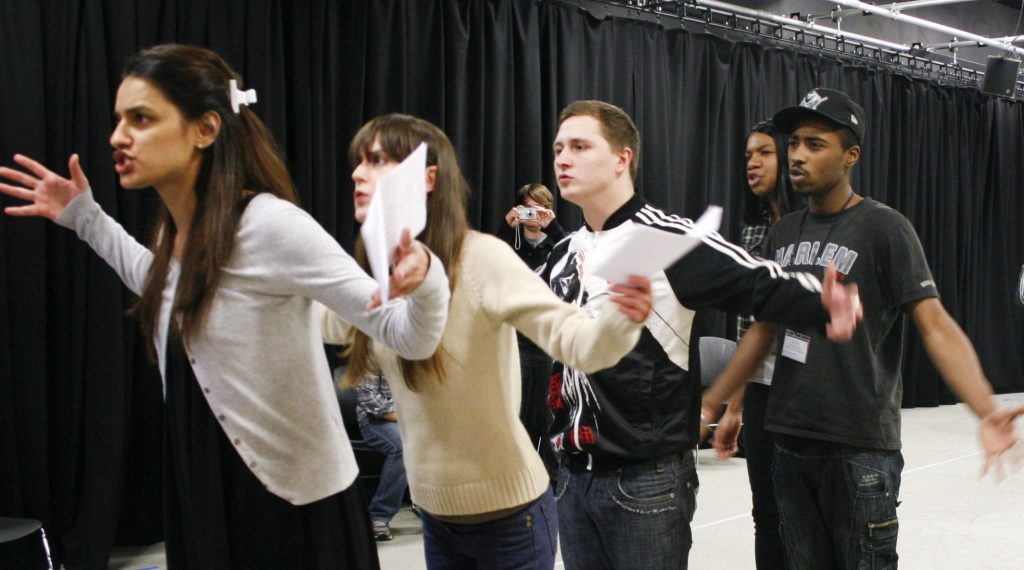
552;0;1023;98
926;35;1024;50
808;0;983;23
830;0;1024;57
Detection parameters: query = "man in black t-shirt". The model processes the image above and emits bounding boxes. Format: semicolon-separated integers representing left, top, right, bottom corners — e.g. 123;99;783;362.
702;88;1023;569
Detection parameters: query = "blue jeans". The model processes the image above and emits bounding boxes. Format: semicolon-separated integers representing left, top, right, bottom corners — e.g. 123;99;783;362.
421;487;558;570
772;435;903;570
555;453;698;570
359;418;407;523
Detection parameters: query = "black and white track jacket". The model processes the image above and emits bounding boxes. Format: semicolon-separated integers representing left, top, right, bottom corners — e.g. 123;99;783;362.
538;194;828;466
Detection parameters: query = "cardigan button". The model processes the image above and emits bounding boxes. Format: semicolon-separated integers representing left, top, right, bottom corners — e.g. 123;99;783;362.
249;461;257;468
203;387;210;394
218;415;226;421
234;439;241;445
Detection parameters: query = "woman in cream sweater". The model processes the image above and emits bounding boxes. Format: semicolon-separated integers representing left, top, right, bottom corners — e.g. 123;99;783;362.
322;113;652;569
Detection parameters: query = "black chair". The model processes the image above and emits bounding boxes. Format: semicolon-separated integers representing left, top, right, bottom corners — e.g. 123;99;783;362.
0;517;53;570
698;336;737;389
697;336;740;459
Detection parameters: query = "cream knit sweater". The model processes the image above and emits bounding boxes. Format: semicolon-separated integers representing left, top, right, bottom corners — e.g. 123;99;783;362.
324;231;642;516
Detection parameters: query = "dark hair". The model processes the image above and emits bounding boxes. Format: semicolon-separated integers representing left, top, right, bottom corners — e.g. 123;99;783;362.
742;120;801;226
344;114;470;391
836;126;860;151
559;100;640;181
128;44;298;356
516;183;554;210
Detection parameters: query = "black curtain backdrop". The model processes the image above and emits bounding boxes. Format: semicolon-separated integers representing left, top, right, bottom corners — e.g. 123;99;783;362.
2;1;1022;566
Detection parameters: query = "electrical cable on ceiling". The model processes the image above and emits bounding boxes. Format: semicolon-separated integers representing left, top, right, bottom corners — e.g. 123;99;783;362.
1012;0;1024;39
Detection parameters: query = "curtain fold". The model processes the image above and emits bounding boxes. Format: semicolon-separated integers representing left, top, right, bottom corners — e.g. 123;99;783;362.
2;1;1022;566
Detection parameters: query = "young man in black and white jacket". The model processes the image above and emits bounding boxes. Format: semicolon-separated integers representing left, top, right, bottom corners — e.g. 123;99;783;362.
539;99;863;570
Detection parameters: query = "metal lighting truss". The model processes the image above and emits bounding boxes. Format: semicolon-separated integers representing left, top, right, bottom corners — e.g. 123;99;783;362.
830;0;1024;56
807;0;984;23
549;0;1023;97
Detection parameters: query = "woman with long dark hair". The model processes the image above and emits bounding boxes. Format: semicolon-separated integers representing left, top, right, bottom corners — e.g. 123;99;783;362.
322;113;653;569
0;45;451;568
707;120;801;569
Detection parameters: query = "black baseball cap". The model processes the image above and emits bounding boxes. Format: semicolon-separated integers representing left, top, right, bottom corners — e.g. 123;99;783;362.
773;88;865;145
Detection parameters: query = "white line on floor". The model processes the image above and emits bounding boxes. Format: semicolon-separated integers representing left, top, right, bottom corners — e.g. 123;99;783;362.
902;451;982;475
692;450;985;531
693;512;750;530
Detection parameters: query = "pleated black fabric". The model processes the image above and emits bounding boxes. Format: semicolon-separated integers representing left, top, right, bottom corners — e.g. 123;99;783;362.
162;336;379;570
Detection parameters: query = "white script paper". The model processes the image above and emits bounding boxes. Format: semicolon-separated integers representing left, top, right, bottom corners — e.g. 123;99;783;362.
360;142;428;302
587;206;722;284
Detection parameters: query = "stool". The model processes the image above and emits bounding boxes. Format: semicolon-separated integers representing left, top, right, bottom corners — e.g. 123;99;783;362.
0;517;53;570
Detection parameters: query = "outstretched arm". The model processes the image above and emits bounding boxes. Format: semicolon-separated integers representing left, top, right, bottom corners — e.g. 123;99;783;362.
476;236;649;373
1;153;153;294
0;153;89;220
667;236;861;342
366;228;434;311
909;297;1024;474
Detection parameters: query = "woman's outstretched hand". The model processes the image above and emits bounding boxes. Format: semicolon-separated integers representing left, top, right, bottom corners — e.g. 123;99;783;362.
366;228;431;311
0;154;90;221
610;275;653;324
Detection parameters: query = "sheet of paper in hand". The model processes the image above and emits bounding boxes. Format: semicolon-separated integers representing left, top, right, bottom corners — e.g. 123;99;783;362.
587;206;722;284
360;142;428;303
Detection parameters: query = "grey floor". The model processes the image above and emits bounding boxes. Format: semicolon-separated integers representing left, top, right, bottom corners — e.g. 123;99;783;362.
109;393;1024;569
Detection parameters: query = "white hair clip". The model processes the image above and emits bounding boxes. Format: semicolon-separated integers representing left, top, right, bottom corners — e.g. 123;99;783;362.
229;79;257;114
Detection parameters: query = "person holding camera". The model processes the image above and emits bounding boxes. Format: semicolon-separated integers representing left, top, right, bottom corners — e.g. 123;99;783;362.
504;183;566;267
503;183;566;479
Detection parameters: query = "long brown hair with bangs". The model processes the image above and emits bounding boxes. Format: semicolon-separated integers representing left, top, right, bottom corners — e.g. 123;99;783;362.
127;44;298;353
342;114;470;391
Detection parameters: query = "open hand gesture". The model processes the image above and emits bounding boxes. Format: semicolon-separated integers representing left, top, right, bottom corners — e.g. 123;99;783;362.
979;405;1024;480
0;154;90;221
821;263;862;342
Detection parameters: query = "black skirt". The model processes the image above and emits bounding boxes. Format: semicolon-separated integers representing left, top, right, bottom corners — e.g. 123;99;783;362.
162;335;380;569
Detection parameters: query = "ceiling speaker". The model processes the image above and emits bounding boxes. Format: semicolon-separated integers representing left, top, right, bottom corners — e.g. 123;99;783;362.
981;55;1021;98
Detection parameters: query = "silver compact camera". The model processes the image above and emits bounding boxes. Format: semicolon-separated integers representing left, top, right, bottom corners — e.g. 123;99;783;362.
518;207;539;220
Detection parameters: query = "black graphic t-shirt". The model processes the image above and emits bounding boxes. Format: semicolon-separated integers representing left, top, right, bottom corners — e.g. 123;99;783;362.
764;198;938;450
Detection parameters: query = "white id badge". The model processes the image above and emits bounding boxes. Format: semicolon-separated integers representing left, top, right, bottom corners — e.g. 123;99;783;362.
781;330;810;364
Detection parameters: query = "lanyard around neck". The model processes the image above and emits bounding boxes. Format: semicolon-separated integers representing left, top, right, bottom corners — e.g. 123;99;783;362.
795;192;858;260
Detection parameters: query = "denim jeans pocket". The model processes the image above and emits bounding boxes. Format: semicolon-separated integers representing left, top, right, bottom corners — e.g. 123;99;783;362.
611;463;679;515
844;453;901;570
858;516;899;569
844;456;895;498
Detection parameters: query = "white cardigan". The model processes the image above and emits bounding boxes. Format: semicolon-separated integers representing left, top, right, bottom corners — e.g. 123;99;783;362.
57;190;450;505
